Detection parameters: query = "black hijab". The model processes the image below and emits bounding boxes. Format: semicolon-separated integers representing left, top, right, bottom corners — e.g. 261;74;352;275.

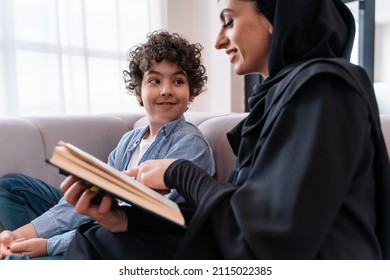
233;0;358;152
229;0;390;259
256;0;355;77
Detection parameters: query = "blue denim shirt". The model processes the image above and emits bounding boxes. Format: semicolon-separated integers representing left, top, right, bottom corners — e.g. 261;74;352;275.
31;115;215;255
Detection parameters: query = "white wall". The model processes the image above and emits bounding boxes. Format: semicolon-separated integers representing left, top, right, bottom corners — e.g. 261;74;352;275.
374;22;390;114
164;0;244;113
375;24;390;83
374;0;390;84
373;0;390;114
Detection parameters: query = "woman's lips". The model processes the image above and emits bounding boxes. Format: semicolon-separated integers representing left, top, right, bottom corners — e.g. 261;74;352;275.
226;49;238;63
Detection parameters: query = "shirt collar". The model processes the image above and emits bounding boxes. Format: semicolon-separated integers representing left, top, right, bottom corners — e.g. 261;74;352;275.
157;115;185;137
140;115;185;139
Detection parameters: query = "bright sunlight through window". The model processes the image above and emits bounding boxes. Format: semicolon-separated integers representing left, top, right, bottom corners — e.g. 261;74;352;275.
0;0;164;117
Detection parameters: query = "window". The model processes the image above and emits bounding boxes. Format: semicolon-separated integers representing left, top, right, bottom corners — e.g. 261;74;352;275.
0;0;164;117
344;0;375;82
344;1;360;66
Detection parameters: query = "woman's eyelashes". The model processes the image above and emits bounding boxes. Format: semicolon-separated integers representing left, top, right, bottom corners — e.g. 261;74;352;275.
223;18;233;28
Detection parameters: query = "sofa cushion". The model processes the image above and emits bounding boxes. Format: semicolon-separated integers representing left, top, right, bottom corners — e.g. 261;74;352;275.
198;113;248;182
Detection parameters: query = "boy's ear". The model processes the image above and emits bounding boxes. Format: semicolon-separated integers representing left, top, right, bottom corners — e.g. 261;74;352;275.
136;94;143;106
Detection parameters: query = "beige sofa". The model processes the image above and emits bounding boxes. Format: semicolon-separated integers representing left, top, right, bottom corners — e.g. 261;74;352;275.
1;112;390;190
0;112;247;188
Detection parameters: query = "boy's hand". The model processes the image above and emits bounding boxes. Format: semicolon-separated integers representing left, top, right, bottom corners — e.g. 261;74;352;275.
1;225;43;258
0;242;11;258
1;230;48;259
7;238;48;258
0;230;15;258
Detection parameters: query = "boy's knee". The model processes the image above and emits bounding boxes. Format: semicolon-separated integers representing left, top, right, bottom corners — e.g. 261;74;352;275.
0;173;29;189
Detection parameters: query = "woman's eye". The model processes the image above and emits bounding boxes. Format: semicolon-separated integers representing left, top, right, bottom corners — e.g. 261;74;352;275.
223;19;233;28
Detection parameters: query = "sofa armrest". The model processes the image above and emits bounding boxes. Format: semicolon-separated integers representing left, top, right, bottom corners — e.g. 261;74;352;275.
0;118;47;182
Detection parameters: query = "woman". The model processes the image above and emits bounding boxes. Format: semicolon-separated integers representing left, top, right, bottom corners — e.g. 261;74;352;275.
62;0;390;259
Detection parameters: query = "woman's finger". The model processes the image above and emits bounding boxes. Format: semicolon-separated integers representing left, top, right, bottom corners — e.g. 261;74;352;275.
63;180;89;205
60;175;80;192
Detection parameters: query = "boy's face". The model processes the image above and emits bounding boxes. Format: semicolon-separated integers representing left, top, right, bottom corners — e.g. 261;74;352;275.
139;60;192;131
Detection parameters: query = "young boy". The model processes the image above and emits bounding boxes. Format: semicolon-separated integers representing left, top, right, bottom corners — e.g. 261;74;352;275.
0;30;215;259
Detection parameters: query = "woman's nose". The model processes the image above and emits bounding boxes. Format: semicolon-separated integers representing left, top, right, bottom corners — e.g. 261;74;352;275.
215;30;228;50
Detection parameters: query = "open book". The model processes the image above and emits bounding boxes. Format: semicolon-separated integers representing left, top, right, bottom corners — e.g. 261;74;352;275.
48;141;185;227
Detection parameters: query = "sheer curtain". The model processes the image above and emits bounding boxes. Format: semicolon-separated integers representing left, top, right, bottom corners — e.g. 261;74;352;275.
0;0;165;117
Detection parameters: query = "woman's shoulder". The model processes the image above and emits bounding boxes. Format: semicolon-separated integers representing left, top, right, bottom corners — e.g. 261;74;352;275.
261;58;375;122
275;58;373;101
294;58;370;85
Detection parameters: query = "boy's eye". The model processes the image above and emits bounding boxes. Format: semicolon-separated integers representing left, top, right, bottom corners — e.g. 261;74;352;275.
149;79;160;84
174;79;185;85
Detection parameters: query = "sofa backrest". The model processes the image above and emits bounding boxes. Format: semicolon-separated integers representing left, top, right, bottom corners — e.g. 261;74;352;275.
0;113;145;188
133;111;231;128
198;113;247;182
0;112;389;190
0;112;243;188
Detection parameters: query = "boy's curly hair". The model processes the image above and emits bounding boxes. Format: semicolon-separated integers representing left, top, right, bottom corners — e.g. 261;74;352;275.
123;30;207;99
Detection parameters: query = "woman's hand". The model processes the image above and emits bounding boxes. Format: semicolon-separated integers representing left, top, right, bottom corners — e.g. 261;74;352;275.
125;158;177;194
60;176;128;233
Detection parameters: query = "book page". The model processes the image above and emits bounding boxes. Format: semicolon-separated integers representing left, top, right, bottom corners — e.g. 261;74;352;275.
49;141;184;226
59;141;179;210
